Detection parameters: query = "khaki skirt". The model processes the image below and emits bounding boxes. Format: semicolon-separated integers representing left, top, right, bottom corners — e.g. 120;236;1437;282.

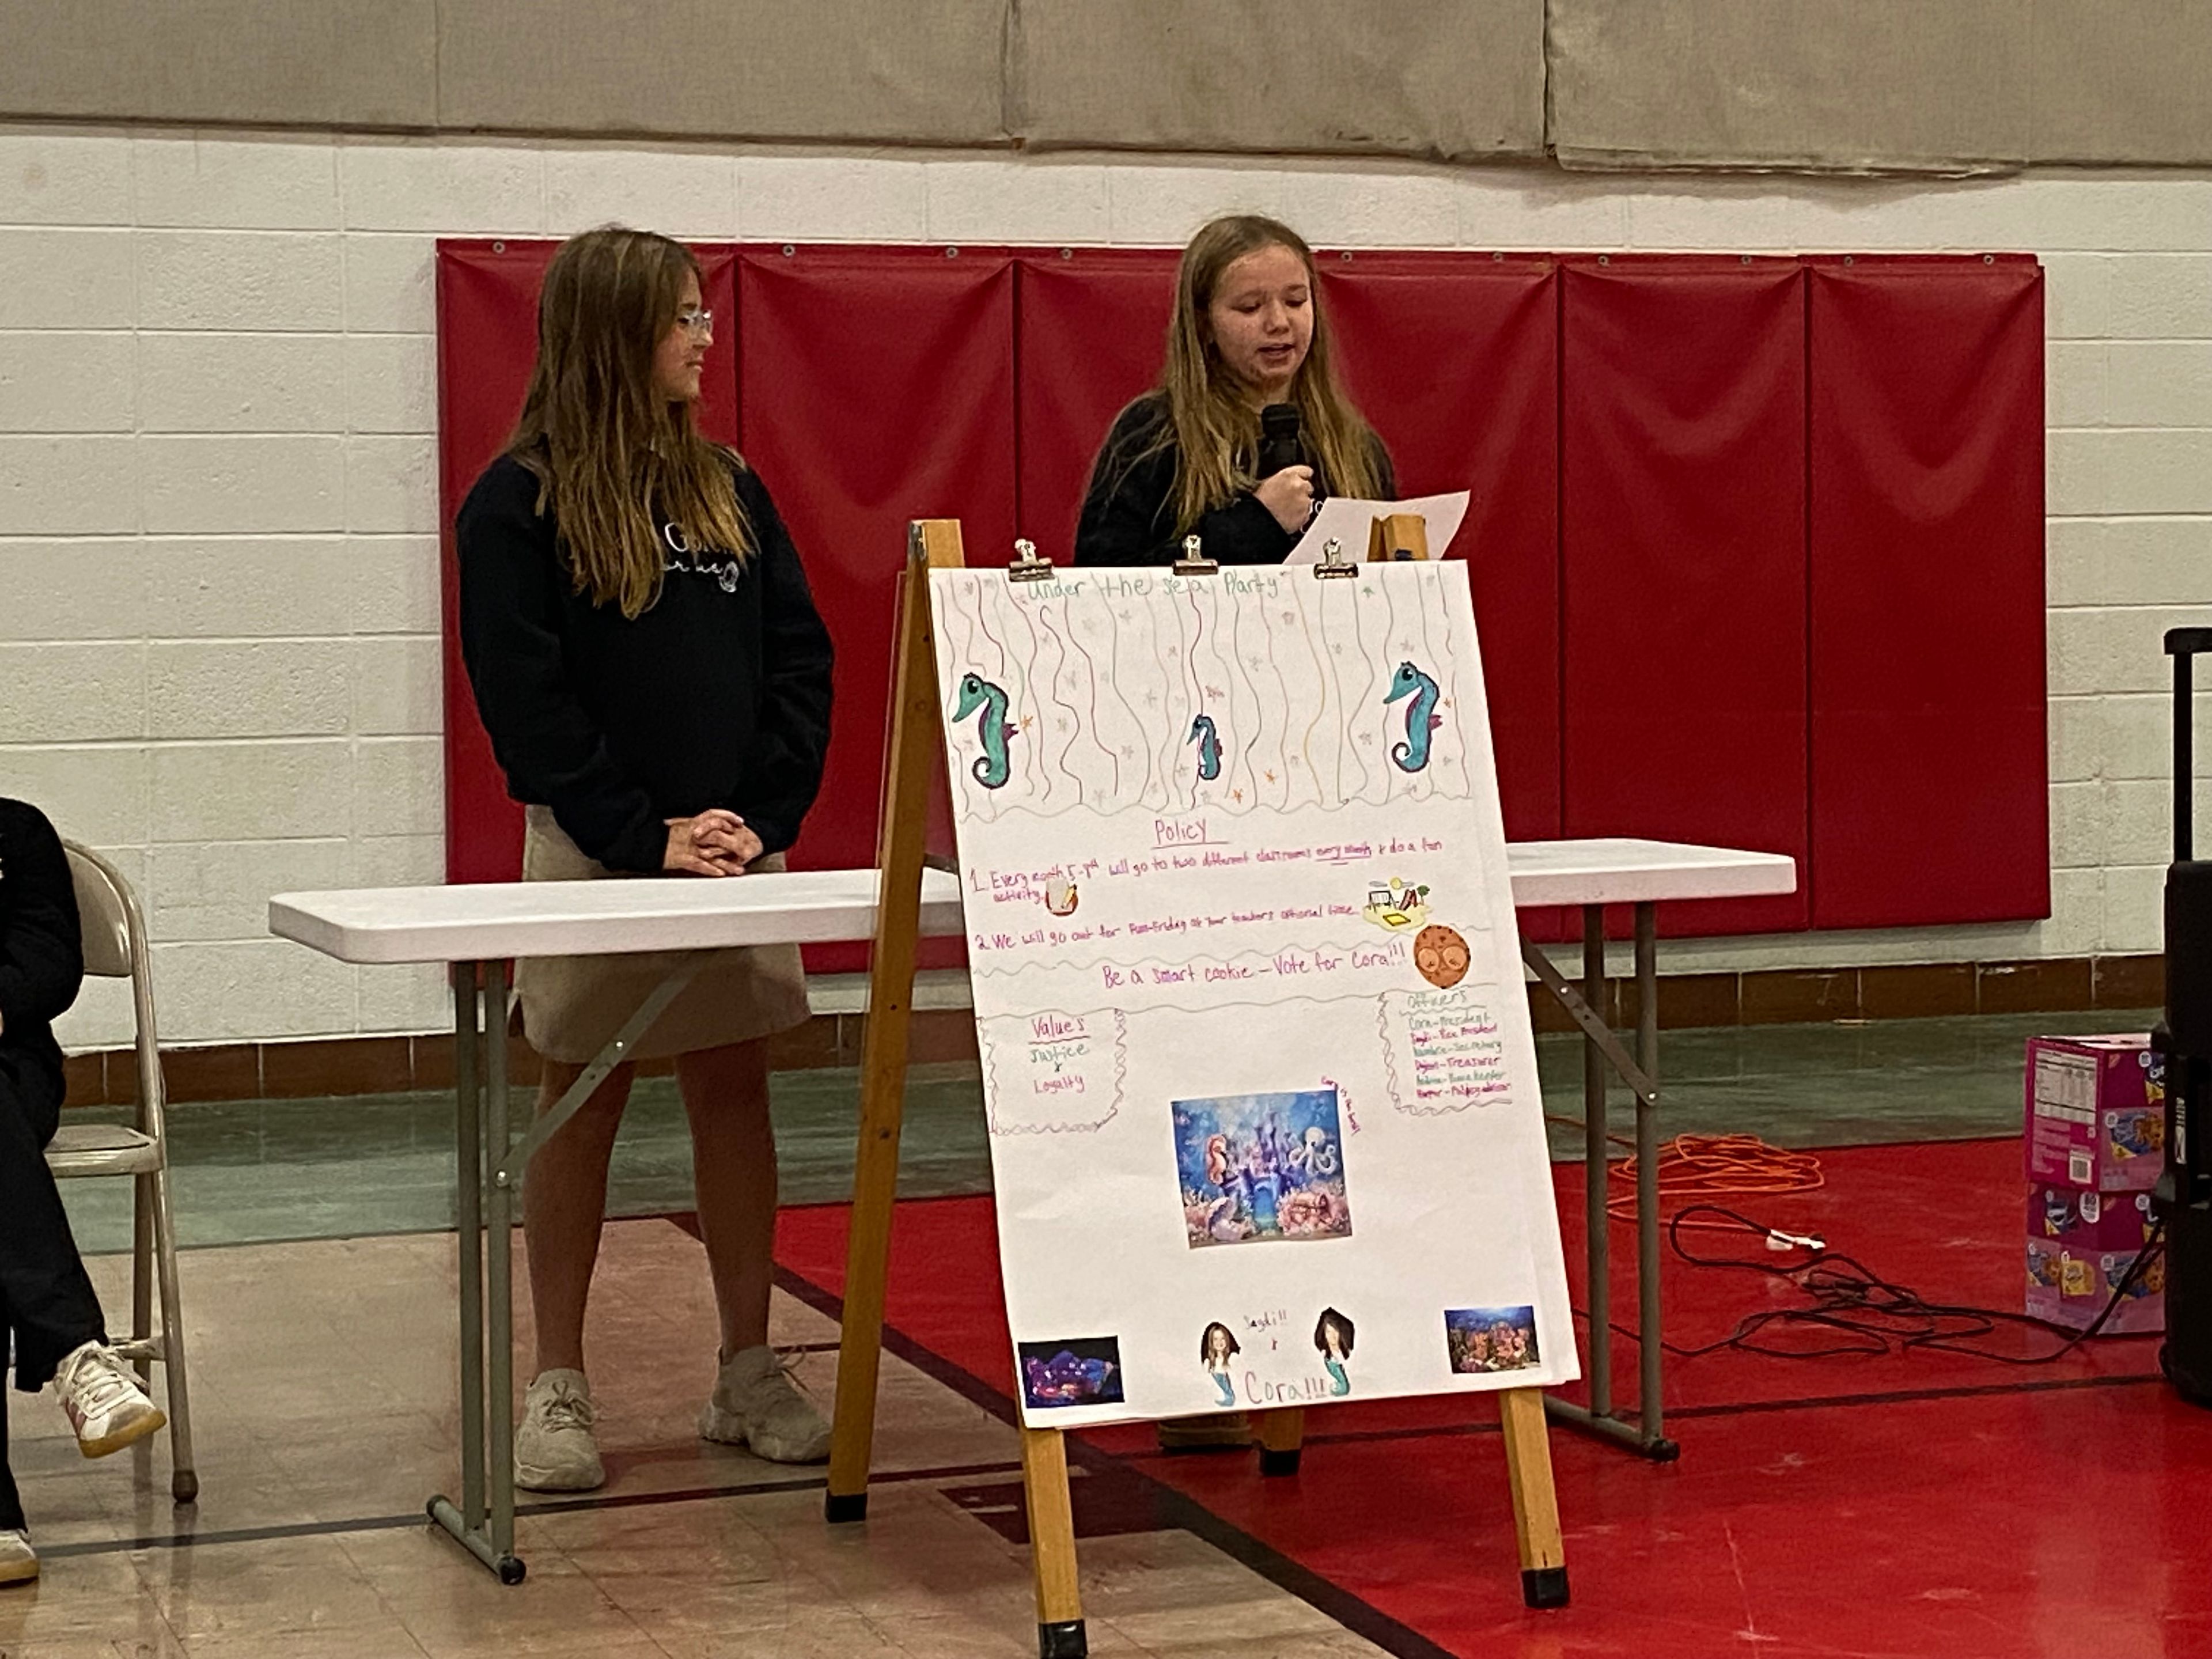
514;805;812;1065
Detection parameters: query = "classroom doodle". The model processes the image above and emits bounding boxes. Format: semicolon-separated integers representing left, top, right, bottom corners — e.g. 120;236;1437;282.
1385;660;1442;773
1412;923;1471;990
952;672;1015;788
1190;714;1222;781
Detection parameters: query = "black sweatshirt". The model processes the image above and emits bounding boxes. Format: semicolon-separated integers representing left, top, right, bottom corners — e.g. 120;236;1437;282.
0;797;84;1112
456;454;835;874
1073;393;1397;567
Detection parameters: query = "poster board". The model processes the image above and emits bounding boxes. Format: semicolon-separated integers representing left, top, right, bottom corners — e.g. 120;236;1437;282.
930;559;1578;1429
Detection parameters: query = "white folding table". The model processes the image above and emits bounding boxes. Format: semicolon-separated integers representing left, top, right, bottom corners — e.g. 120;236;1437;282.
1504;839;1798;1460
268;837;1791;1578
270;868;968;1582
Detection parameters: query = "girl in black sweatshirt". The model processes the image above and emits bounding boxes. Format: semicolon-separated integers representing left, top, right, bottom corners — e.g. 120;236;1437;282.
456;228;834;1492
1075;214;1394;567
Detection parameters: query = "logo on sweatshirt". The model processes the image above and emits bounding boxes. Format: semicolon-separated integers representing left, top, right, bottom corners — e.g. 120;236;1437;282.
661;521;741;593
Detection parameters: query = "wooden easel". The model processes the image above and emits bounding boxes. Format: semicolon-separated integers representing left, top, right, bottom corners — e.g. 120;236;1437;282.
825;520;1569;1659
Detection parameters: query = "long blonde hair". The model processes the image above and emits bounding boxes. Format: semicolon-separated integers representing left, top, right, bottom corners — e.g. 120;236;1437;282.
507;226;751;619
1152;214;1384;535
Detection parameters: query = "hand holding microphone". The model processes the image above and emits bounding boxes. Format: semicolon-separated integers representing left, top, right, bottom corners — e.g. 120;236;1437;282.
1256;402;1315;532
1255;465;1315;532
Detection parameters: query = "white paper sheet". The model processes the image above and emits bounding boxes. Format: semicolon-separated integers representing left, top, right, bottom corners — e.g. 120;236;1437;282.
930;560;1576;1429
1286;490;1471;565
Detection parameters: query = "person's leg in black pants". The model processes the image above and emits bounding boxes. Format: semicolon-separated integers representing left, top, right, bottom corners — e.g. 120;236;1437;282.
0;1058;110;1539
0;1374;20;1535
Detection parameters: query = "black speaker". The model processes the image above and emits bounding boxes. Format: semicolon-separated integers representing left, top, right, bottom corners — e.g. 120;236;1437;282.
2157;627;2212;1405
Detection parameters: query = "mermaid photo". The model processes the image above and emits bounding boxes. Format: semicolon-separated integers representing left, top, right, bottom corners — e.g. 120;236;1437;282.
1174;1089;1353;1249
1313;1307;1355;1396
1199;1321;1241;1407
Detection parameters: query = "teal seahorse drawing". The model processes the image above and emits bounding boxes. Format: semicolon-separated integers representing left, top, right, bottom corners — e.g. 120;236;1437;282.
1385;661;1441;773
953;672;1014;789
1188;714;1222;782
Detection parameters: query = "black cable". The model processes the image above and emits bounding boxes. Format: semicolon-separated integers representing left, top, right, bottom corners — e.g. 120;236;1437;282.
1577;1203;2166;1367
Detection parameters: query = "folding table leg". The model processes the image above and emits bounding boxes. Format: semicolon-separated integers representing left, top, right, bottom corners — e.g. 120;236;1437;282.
1633;902;1673;1455
482;959;522;1582
1521;923;1679;1461
1580;904;1611;1420
429;961;525;1580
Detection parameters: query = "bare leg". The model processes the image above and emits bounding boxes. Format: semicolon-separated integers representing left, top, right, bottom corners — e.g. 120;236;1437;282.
675;1040;778;1357
523;1060;635;1376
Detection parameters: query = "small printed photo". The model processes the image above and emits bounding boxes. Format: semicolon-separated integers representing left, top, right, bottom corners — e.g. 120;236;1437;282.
1199;1320;1242;1409
1444;1306;1540;1375
1313;1306;1356;1397
1174;1089;1352;1249
1018;1336;1126;1410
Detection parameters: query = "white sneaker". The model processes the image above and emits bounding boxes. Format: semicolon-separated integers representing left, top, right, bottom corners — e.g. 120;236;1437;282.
699;1346;831;1463
0;1529;36;1587
514;1369;604;1492
53;1342;166;1459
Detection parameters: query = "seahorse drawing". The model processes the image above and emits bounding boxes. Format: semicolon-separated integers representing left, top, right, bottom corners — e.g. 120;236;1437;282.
953;672;1015;788
1385;661;1441;773
1188;714;1222;782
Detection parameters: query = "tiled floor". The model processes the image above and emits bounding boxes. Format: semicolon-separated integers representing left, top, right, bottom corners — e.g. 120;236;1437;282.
5;1221;1389;1657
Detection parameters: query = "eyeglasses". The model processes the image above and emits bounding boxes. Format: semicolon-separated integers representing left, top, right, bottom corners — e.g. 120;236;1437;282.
675;308;715;338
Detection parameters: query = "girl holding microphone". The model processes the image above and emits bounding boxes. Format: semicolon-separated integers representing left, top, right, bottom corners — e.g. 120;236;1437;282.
1075;214;1395;567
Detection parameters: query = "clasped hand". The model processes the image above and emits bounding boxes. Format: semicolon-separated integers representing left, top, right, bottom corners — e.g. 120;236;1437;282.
663;809;762;877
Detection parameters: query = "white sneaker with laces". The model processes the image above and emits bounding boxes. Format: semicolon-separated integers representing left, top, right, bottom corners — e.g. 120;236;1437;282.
0;1528;36;1586
699;1345;831;1463
53;1342;165;1459
514;1369;604;1492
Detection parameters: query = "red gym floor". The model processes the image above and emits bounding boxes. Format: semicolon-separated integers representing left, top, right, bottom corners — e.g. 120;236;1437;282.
764;1138;2210;1659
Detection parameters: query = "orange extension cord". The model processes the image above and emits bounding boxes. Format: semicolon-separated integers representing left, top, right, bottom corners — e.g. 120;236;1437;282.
1604;1132;1824;1229
1541;1109;1829;1231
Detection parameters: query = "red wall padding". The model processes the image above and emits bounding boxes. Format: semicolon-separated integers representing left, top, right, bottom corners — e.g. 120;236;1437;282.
1013;249;1179;556
1322;252;1567;941
1806;256;2048;927
1562;257;1811;937
434;241;2048;945
1321;253;1562;850
435;241;739;885
736;248;1020;969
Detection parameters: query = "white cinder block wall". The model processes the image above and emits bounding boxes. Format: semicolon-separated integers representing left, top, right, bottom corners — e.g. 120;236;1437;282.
1;126;2206;1052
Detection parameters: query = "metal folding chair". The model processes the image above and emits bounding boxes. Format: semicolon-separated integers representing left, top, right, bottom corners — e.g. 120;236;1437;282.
44;843;199;1503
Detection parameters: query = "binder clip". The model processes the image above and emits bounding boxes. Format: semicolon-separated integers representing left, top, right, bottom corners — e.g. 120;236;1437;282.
1173;533;1218;575
1006;537;1056;582
1313;537;1357;579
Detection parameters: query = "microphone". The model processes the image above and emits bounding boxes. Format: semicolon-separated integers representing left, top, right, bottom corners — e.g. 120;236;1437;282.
1257;403;1304;476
